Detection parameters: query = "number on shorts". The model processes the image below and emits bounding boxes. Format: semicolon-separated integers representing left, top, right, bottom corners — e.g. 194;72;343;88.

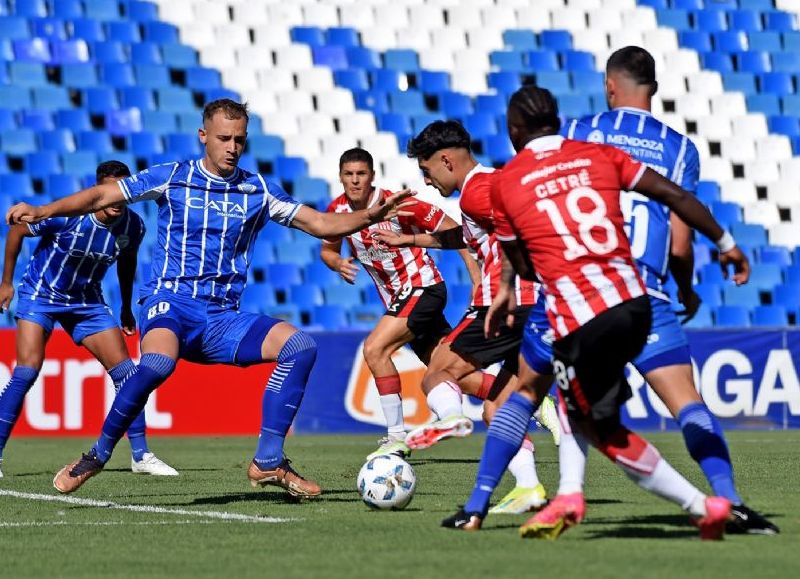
552;359;574;392
146;301;171;320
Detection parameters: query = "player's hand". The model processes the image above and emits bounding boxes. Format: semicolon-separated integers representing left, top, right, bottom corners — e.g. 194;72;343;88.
337;256;359;284
6;202;47;225
676;288;701;325
371;230;411;247
0;282;14;313
120;307;136;336
719;246;750;285
484;284;517;338
367;189;417;223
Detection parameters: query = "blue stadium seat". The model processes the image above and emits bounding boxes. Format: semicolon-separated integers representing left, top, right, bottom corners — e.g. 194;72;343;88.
25;150;60;178
0;16;30;39
349;304;384;330
683;304;713;329
439;91;473;116
276;243;313;266
739;0;772;8
128;1;159;22
13;37;51;62
165;133;201;158
55;109;90;132
185;67;221;90
695;10;728;33
562;50;595;71
760;72;795;95
729;10;763;32
61;151;98;175
0;86;32;109
539;30;571;51
748;93;780;115
311;305;348;330
265;304;301;326
411;113;440;133
571;70;604;94
162;44;196;68
736;50;771;73
372;69;403;91
723;72;756;93
346;46;381;70
275;156;308;182
526;50;559;72
131;41;162;65
765;12;796;32
14;0;47;18
377;112;412;138
288;284;324;309
334;69;369;92
559;94;592;119
21;109;54;131
305;262;340;286
248;135;284;160
71;18;104;42
723;284;761;307
783;94;800;116
715;305;751;327
291;26;325;47
695;282;723;308
703;52;734;73
463;113;497;139
324;285;362;307
101;63;135;87
772;52;800;74
83;86;118;112
10;62;47;86
752;305;788;326
129;132;163;157
51;39;89;64
491;50;525;72
46;174;80;198
772;283;800;309
1;129;37;155
748;263;783;291
730;222;768;247
62;63;98;88
327;27;359;47
475;94;506;116
484;134;514;163
487;71;521;95
384;49;418;72
266;263;303;288
639;0;668;8
0;109;15;132
696;181;720;204
106;21;140;43
503;30;537;50
157;88;194;113
53;0;83;19
769;114;799;137
715;31;749;52
536;71;571;96
313;46;348;70
354;90;389;114
417;70;450;94
143;22;178;44
92;41;126;64
679;31;712;52
758;245;792;266
700;262;727;285
710;201;742;227
293;176;329;205
238;286;277;314
0;174;34;198
85;0;120;20
135;64;170;88
658;9;690;30
748;31;781;52
389;91;426;115
78;130;113;154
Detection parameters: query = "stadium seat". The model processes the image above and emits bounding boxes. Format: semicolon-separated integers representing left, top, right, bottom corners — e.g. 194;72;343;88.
289;284;324;309
311;305;348;330
752;305;788;327
723;284;762;307
715;305;751;327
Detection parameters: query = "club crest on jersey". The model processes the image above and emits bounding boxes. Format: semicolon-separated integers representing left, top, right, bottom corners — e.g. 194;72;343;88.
186;197;247;219
238;183;257;194
115;235;130;250
587;130;605;144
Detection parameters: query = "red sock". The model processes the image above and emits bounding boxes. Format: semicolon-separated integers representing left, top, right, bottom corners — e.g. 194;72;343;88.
476;372;495;400
375;375;401;395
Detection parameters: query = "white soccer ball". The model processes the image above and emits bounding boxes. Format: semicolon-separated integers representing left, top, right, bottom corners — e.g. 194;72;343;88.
357;454;417;510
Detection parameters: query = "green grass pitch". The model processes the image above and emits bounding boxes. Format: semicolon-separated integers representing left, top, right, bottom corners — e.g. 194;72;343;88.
0;432;797;578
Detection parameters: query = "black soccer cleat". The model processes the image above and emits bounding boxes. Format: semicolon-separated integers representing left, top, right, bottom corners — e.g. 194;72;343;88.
727;504;780;535
441;507;483;531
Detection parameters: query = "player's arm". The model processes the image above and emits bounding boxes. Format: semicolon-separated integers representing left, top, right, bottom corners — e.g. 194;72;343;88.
6;182;124;225
320;238;359;284
291;190;415;238
669;214;700;323
484;249;528;338
0;224;33;312
116;249;137;336
460;248;481;288
371;226;466;249
634;168;749;284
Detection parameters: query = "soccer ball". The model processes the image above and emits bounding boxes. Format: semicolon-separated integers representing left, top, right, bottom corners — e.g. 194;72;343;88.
357;454;417;510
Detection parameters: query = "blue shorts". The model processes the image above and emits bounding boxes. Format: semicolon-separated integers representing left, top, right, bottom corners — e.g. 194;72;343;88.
14;298;117;345
519;298;555;375
631;295;691;374
139;293;282;366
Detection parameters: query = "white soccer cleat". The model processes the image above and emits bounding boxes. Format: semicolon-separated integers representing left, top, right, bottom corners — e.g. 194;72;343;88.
489;484;548;515
366;436;411;461
405;415;474;450
535;395;561;447
131;452;179;476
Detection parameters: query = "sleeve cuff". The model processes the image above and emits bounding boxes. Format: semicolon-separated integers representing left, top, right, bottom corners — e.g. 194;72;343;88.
496;233;517;242
627;164;647;190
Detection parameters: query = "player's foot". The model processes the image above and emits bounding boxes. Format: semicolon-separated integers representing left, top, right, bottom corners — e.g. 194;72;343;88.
441;507;483;531
405;415;473;450
131;452;179;476
53;450;104;494
535;395;560;446
695;496;731;540
247;458;322;498
727;503;779;535
519;492;586;540
366;436;411;461
489;484;548;515
0;460;4;479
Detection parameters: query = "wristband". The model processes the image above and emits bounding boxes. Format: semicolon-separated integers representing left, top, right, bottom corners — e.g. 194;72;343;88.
412;234;416;246
715;231;736;253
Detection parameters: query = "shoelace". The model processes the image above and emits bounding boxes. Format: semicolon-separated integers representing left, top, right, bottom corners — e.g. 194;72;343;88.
69;452;102;477
279;458;309;482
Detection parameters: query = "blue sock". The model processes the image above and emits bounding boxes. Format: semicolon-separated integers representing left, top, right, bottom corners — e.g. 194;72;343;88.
464;392;537;516
92;354;175;463
108;359;150;462
0;366;39;459
677;402;742;505
254;332;317;469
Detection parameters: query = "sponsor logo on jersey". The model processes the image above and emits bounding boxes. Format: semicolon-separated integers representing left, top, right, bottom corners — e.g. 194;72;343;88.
186;197;247;219
238;183;257;194
115;235;130;250
606;134;665;152
587;130;605;144
67;249;115;263
358;245;396;263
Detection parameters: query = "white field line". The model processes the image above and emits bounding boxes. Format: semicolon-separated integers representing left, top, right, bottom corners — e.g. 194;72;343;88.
0;490;297;524
0;520;223;528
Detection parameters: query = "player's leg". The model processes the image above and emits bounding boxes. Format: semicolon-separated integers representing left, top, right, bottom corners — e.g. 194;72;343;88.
635;298;778;534
0;319;49;476
362;314;418;459
81;326;178;476
237;317;321;497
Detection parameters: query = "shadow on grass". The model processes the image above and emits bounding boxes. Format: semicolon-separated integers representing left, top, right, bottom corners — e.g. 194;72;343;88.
184;488;359;506
584;526;697;540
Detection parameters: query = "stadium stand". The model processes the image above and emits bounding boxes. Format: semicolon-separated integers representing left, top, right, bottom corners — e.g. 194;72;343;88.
1;0;799;330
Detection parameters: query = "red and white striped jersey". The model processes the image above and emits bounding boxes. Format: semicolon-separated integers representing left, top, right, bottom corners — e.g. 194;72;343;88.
492;136;647;339
325;188;445;306
460;165;539;307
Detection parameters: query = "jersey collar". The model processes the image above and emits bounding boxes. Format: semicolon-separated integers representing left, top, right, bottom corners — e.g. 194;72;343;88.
524;134;565;152
344;187;381;212
197;159;241;183
461;163;494;191
616;106;652;116
89;211;123;229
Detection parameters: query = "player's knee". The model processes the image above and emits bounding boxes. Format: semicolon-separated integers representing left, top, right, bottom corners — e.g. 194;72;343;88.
362;336;385;367
277;331;317;365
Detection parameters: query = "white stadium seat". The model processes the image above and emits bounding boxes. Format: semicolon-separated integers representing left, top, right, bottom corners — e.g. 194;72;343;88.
321;135;359;157
687;71;723;96
514;7;552;31
409;5;446;29
215;24;251;49
419;48;456;71
274;45;314;70
201;46;238;71
551;8;588;32
663;50;701;74
231;3;269;26
302;3;340;27
260;113;300;137
241;90;278;116
180;22;215;48
450;69;488;95
222;67;259;92
696;116;733;140
466;28;504;52
337;111;378;138
453;48;490;72
257;69;295;92
266;4;304;27
236;46;274;70
315;89;355;115
360;28;399;51
720;180;759;205
621;7;658;31
732;114;769;138
394;28;432;51
446;8;482;29
284;134;322;159
431;29;467;51
277;91;315;115
298;112;336;137
769;223;800;249
743;202;781;227
480;6;518;29
756;136;794;161
588;10;623;32
700;158;734;182
720;136;757;163
194;1;229;23
780;158;800;181
572;30;610;53
373;5;410;29
711;93;747;117
766;180;800;207
675;94;712;118
744;160;780;185
360;133;400;161
609;30;644;51
253;25;292;49
296;68;335;92
340;5;375;29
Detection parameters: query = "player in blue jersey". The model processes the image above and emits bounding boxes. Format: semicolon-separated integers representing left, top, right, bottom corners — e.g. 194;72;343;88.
0;161;177;479
6;99;413;497
563;46;777;535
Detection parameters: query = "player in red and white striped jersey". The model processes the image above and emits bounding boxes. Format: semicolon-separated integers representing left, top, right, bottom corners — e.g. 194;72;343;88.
321;148;485;460
376;123;561;515
483;86;748;539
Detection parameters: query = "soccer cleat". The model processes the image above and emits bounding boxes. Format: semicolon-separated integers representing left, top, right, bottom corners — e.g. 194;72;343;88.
441;507;483;531
53;450;104;494
696;496;732;540
519;492;586;540
131;452;179;476
366;437;411;461
535;395;561;447
727;504;779;536
248;458;322;498
405;415;474;450
489;484;548;515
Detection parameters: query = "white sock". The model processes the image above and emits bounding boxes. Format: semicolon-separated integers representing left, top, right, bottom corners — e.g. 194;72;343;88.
426;381;463;419
379;393;405;438
623;457;707;517
507;438;540;488
557;421;589;495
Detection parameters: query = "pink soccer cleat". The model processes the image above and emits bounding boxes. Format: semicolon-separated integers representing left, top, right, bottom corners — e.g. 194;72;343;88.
519;492;586;540
696;496;732;541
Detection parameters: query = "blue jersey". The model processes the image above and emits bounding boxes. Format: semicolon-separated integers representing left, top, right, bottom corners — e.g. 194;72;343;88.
564;107;699;298
19;210;145;307
118;159;301;307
